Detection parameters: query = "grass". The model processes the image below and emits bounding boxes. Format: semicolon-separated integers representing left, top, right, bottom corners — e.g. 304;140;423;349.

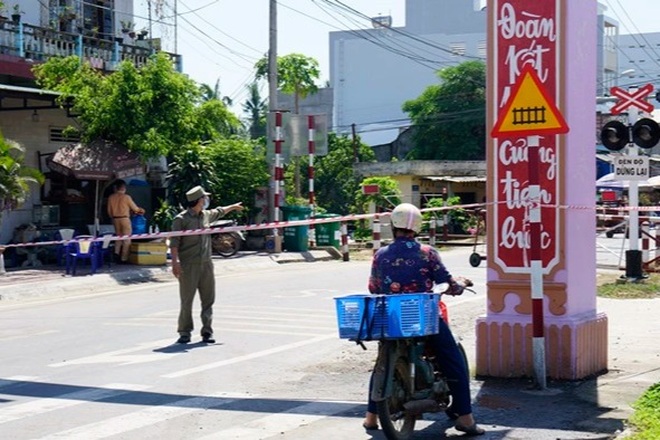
627;383;660;439
596;273;660;298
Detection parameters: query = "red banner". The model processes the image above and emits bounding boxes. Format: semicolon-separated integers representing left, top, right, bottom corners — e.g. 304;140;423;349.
492;0;561;272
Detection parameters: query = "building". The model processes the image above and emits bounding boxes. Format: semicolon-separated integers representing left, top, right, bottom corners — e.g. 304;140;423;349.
0;0;177;248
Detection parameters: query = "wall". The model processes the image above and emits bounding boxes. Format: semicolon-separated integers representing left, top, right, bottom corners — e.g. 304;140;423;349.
0;106;74;243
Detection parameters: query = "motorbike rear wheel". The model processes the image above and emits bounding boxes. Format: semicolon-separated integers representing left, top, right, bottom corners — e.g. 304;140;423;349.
212;233;240;257
377;355;416;440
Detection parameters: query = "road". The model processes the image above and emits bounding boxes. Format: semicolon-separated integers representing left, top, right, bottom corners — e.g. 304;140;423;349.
0;248;487;439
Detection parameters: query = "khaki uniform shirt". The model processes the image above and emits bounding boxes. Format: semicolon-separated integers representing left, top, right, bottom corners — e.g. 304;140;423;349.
170;207;225;264
107;192;140;218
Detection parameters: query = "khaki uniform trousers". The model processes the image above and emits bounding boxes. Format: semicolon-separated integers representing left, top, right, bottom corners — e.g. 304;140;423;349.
177;260;215;337
112;217;132;262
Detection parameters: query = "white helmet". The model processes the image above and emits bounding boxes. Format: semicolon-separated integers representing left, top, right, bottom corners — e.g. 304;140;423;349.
390;203;423;233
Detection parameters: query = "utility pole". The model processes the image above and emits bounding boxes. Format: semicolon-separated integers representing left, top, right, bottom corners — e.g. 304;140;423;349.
268;0;279;223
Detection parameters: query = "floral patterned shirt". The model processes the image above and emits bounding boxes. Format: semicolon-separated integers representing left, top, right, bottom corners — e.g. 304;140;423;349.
368;237;452;294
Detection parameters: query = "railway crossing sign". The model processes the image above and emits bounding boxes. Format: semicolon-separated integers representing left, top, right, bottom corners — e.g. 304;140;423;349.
491;65;569;137
609;84;655;115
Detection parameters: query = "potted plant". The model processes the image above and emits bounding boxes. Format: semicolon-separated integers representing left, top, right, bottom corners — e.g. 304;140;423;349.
11;3;22;23
136;28;148;40
120;20;135;38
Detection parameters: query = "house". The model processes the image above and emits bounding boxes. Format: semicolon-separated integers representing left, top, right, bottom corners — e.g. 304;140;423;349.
0;0;177;245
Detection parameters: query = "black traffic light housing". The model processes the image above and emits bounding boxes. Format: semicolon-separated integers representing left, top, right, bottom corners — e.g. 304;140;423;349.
632;118;660;149
600;118;660;151
600;120;629;151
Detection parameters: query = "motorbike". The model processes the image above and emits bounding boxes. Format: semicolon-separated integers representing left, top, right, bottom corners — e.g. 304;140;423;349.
210;219;245;257
368;280;473;440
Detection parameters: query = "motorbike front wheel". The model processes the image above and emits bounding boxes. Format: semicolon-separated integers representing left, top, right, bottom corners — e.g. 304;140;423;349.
377;355;416;440
212;233;240;257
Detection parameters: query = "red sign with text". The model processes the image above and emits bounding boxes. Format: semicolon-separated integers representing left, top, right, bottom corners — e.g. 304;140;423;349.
492;0;562;273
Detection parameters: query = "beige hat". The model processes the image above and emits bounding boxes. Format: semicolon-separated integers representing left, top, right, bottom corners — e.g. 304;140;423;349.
185;185;210;202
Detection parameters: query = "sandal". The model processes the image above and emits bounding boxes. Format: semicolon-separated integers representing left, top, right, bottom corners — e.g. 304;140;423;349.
455;422;485;436
362;422;379;431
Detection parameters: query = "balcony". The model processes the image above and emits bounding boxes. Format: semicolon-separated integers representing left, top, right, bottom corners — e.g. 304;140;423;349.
0;21;182;75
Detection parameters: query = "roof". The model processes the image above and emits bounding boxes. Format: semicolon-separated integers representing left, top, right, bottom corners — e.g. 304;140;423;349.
426;176;486;183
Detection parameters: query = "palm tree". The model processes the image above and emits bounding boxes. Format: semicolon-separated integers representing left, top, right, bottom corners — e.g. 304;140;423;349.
242;82;267;139
199;78;233;107
0;134;45;228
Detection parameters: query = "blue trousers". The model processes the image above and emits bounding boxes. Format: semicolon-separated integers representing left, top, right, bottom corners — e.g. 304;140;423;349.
367;318;472;416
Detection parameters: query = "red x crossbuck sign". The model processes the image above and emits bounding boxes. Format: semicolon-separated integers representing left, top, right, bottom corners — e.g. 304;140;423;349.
610;83;655;115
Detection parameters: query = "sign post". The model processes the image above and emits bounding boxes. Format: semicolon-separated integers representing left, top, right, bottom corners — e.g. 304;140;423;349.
491;66;569;389
601;84;659;279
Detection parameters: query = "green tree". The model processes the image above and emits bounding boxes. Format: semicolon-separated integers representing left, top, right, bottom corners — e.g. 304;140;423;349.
33;53;202;158
403;60;486;160
354;176;402;213
0;134;45;225
255;53;320;197
242;82;267;140
202;138;269;218
193;100;242;141
199;77;233;106
165;144;217;208
314;133;375;214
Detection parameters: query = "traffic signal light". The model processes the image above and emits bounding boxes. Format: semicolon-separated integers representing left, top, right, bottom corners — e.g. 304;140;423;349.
600;120;629;151
632;118;660;149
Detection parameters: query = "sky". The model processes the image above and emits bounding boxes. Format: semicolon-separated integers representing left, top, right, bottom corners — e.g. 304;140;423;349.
132;0;660;116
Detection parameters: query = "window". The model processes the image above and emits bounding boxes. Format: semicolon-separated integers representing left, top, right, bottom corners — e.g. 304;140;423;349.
49;126;81;143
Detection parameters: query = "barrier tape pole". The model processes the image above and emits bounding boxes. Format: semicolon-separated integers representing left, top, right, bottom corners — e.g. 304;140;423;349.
341;222;349;261
642;221;650;264
274;111;283;228
0;247;6;275
429;218;436;247
372;215;381;254
308;115;316;245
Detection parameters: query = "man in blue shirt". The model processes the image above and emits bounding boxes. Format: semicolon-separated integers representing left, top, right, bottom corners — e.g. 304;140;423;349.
363;203;484;436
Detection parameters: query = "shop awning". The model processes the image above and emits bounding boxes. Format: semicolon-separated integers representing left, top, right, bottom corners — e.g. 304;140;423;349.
47;139;144;181
426;176;486;183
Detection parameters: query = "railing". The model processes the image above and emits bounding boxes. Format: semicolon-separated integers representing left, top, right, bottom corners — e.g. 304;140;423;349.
0;21;182;73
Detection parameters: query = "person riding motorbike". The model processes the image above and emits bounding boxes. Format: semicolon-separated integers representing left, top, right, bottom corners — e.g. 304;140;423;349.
362;203;485;436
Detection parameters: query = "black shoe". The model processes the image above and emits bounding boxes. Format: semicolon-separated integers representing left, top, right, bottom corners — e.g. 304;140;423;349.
176;335;191;344
202;333;215;344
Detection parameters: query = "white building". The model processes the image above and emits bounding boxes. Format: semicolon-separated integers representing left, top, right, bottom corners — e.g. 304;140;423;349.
329;0;629;146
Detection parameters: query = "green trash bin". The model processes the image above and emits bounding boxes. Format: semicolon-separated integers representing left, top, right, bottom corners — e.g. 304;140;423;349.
281;206;312;252
314;214;341;247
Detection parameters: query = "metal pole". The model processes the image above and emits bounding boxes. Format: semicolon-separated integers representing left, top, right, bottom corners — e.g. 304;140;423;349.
372;216;381;254
527;135;546;389
626;105;642;279
341;222;349;261
174;0;177;54
0;248;6;276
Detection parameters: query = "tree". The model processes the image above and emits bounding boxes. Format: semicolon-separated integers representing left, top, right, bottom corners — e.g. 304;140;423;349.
33;53;203;158
313;133;375;214
193;100;242;141
354;176;402;213
242;82;267;140
402;61;486;160
202;138;269;218
199;78;233;107
165;144;217;208
255;53;320;197
0;134;45;226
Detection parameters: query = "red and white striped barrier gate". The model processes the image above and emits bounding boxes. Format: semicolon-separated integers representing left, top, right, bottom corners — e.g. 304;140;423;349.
372;216;381;254
341;222;349;262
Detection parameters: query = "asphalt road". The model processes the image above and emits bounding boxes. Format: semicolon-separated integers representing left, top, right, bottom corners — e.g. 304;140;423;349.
1;246;658;439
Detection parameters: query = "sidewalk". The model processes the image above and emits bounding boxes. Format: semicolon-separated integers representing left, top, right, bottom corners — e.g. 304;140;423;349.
0;249;338;301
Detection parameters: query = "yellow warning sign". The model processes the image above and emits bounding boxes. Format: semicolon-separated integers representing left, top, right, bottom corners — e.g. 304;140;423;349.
491;65;569;137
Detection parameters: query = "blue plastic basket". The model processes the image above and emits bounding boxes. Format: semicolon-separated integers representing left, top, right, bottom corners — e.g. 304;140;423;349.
334;293;440;340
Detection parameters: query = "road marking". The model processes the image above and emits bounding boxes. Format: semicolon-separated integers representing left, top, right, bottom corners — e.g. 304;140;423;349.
197;400;359;440
0;329;59;342
48;338;181;367
0;383;150;425
221;328;331;337
162;334;336;378
34;392;249;440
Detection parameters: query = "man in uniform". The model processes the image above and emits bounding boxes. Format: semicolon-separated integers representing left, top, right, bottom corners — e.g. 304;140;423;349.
170;185;243;344
107;179;145;263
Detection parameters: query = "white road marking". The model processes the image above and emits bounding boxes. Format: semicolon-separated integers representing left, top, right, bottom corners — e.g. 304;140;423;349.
0;383;150;424
162;334;336;378
0;329;59;341
198;400;359;440
48;338;180;367
34;392;249;440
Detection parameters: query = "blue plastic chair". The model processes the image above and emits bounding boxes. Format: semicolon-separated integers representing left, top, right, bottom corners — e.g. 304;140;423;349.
65;236;98;276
